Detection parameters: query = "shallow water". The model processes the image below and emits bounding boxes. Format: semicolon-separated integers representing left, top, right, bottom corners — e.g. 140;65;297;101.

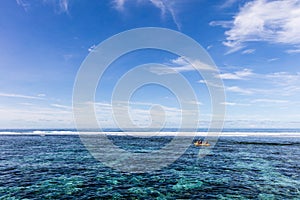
0;135;299;199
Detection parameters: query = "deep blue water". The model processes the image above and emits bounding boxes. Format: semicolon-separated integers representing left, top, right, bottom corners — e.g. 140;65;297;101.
0;135;300;199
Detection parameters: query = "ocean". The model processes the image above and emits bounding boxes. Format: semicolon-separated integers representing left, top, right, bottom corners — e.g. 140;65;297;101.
0;129;299;199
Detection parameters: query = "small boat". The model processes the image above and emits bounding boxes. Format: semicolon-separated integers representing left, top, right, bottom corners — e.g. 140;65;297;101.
194;141;210;146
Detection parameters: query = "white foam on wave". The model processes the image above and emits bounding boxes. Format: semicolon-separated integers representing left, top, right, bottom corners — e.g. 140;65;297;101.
0;130;77;135
102;131;300;137
0;131;299;137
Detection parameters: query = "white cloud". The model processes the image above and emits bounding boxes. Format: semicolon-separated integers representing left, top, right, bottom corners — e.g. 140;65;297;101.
198;80;223;88
286;48;300;54
75;100;202;128
251;99;289;104
242;49;255;54
219;0;239;9
16;0;30;11
226;86;253;95
93;101;184;128
0;104;74;128
112;0;181;29
219;68;253;80
113;0;126;11
221;102;236;106
59;0;69;13
209;21;232;28
220;101;250;106
212;0;300;52
266;72;300;86
149;56;217;75
207;45;213;50
51;104;72;109
267;58;279;62
266;72;300;95
223;71;300;97
16;0;69;13
88;44;96;52
0;92;43;100
150;0;167;15
186;100;203;106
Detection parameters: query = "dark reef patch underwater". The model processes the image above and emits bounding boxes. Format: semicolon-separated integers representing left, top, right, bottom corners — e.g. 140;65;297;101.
0;135;299;199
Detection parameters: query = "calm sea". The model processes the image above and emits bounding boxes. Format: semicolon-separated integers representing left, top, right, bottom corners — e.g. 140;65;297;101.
0;129;299;199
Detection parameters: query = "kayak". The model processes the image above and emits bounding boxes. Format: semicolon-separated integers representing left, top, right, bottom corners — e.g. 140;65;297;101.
194;142;210;146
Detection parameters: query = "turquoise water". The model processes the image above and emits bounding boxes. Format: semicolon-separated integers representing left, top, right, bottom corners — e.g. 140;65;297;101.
0;135;299;199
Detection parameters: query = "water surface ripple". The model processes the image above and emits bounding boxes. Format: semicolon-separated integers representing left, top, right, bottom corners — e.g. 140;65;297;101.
0;135;299;199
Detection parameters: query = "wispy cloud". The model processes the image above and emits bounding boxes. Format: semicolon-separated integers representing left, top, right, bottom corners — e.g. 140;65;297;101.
286;48;300;54
51;104;72;109
266;72;300;86
222;71;300;104
0;92;43;100
211;0;300;52
149;56;217;75
206;45;213;50
88;44;96;52
226;86;253;95
267;58;279;62
76;100;203;128
242;49;255;55
186;100;203;106
58;0;69;13
16;0;69;14
225;71;300;96
220;101;250;106
209;20;232;28
251;99;289;104
92;101;187;128
218;0;239;9
113;0;126;11
112;0;181;30
266;72;300;95
198;80;223;88
16;0;30;11
219;68;253;80
0;106;74;128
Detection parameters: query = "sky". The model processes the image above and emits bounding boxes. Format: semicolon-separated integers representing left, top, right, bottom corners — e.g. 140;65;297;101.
0;0;300;129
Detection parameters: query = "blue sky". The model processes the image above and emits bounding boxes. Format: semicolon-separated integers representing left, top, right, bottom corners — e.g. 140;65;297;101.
0;0;300;128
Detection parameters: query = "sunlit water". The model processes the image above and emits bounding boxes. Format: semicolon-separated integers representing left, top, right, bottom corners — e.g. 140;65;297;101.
0;133;299;199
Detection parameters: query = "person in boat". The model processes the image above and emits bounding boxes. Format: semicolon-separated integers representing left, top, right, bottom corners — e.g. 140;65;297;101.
196;140;202;145
204;141;209;145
